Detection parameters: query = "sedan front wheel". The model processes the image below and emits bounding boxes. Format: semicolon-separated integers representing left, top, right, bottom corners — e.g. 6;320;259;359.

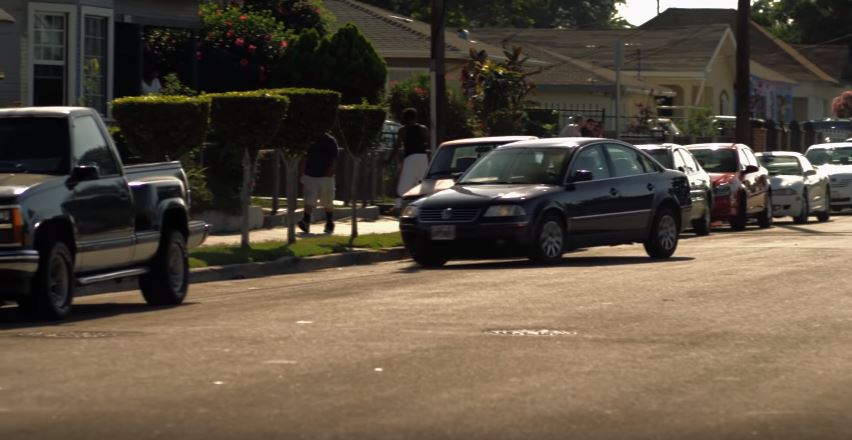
644;207;679;259
528;214;565;264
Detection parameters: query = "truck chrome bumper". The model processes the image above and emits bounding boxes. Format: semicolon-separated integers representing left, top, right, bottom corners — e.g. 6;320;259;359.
0;250;39;275
188;220;209;248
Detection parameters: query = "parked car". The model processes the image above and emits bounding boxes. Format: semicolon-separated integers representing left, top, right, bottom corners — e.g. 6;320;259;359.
755;152;830;223
0;107;208;319
401;136;537;204
685;143;772;230
400;138;692;267
636;143;713;235
804;142;852;211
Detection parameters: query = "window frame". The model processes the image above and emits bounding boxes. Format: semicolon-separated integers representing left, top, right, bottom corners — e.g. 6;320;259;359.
28;3;78;106
567;143;612;182
80;6;114;117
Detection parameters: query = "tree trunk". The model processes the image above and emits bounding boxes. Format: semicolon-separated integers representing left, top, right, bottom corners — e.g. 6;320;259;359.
285;158;299;244
240;147;253;255
349;156;360;246
271;148;282;214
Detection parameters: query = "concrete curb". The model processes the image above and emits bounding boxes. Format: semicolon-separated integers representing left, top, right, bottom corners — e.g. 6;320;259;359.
189;247;411;284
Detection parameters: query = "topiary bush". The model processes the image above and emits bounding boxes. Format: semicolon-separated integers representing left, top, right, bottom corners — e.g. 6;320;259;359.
388;73;474;140
111;95;209;162
336;104;387;157
263;88;341;157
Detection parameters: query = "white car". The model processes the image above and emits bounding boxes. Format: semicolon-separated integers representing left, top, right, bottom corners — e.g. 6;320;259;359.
804;142;852;211
756;152;830;223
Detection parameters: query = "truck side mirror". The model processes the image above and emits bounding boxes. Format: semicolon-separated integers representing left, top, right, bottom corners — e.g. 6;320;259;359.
68;165;100;184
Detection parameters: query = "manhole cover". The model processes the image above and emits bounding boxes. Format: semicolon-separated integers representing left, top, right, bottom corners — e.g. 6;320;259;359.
15;331;130;339
486;329;579;337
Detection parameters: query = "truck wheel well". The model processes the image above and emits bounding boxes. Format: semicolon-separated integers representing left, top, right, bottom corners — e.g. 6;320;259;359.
34;219;76;255
162;208;188;238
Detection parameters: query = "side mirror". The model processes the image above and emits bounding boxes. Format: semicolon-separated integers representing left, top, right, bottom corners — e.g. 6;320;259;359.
68;165;100;184
677;166;686;173
804;169;817;176
743;164;760;174
570;170;594;183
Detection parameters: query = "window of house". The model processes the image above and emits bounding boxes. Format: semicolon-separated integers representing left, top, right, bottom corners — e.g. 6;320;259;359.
83;15;108;114
32;12;68;105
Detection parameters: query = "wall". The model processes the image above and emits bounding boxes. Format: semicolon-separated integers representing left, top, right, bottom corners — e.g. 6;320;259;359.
0;0;24;106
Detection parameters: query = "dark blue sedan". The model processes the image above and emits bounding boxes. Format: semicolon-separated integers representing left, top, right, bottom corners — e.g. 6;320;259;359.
399;138;692;267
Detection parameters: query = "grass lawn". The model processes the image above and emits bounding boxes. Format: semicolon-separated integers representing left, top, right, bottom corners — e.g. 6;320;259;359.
189;232;404;268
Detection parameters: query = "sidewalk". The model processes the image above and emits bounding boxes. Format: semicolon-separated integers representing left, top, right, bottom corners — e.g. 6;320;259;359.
203;215;401;247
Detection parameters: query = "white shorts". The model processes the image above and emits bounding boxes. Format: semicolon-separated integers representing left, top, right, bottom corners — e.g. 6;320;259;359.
302;176;335;209
397;153;429;197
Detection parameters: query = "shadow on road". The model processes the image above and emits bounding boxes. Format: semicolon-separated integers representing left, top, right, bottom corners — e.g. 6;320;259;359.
0;302;196;330
400;255;695;272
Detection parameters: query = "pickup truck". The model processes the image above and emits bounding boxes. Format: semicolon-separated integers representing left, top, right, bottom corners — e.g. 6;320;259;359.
0;107;208;319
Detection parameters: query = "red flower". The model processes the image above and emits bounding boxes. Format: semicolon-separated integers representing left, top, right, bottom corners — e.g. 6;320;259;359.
248;44;257;54
226;31;234;38
280;40;288;48
196;51;204;61
240;59;249;68
414;87;426;96
235;37;245;47
239;14;248;21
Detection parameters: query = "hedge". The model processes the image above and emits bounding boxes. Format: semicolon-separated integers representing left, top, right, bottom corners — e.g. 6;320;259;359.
262;87;341;157
336;104;386;157
111;95;209;162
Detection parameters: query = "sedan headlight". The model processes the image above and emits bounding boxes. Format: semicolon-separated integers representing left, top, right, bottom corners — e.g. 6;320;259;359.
400;205;419;218
773;188;797;196
713;183;731;197
483;205;526;217
0;207;23;246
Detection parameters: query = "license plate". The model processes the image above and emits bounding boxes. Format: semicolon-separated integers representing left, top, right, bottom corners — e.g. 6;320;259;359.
430;225;455;240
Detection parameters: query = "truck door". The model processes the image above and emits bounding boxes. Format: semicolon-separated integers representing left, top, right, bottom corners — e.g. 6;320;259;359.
63;115;135;272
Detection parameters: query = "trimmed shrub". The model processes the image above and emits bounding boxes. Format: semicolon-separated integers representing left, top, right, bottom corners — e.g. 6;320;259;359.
336;104;387;157
263;87;341;157
111;95;209;162
388;73;474;140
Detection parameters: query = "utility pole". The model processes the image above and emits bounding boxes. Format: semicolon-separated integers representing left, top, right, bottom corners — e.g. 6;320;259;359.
430;0;447;151
615;38;623;138
735;0;751;144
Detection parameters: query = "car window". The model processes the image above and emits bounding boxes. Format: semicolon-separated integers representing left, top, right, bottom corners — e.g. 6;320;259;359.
805;147;852;165
459;148;570;185
672;150;687;171
643;149;672;169
0;117;69;175
72;115;119;176
743;148;759;167
690;148;739;173
758;155;803;176
569;144;611;181
427;143;500;178
637;151;660;173
604;144;647;177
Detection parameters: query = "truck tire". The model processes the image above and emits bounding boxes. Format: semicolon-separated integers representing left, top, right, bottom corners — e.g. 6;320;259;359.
140;230;188;306
19;242;74;319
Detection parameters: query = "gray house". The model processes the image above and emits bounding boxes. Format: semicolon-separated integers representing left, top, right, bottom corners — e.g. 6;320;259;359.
0;0;199;113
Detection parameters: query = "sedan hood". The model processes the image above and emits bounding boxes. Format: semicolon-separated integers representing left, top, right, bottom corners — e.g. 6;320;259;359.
0;173;57;198
769;174;803;190
402;178;456;200
420;184;555;207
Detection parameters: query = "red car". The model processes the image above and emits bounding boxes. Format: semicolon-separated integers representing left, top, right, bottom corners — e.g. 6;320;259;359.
685;143;772;230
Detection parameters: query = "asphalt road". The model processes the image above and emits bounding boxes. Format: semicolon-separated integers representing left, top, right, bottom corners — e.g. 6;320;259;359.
2;215;852;439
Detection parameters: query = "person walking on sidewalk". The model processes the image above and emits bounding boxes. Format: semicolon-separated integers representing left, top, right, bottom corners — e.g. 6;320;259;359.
298;132;339;234
388;107;430;210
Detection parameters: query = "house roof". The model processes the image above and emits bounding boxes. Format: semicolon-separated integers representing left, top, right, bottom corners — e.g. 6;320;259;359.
640;8;839;84
793;44;852;84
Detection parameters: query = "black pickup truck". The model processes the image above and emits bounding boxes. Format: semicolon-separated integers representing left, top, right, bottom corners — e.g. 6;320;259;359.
0;107;208;319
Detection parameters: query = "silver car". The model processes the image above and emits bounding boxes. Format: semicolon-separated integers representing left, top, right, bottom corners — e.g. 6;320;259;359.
757;152;830;223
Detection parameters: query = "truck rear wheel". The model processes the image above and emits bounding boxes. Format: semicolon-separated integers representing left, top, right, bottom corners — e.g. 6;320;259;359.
20;242;74;319
140;230;188;306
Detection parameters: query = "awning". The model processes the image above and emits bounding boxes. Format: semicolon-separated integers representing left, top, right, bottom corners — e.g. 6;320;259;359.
0;8;15;24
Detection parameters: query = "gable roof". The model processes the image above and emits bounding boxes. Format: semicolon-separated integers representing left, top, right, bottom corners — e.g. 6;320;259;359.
793;44;852;84
640;8;839;84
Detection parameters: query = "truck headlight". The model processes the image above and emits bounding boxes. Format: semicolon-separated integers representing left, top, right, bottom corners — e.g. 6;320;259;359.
484;205;526;217
400;205;419;218
714;183;731;197
0;207;23;245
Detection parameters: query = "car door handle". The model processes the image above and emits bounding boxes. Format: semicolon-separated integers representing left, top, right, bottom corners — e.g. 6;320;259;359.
610;188;619;196
646;183;655;191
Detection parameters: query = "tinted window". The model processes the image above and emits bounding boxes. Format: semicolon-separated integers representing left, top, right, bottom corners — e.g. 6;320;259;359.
72;115;118;176
672;150;687;171
690;148;739;173
459;148;570;185
758;155;803;176
0;117;70;174
805;147;852;165
569;145;611;180
427;143;500;178
742;148;758;166
605;144;647;177
644;149;672;169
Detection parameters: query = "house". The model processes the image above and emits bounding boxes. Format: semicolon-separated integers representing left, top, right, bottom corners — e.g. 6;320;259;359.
0;0;200;113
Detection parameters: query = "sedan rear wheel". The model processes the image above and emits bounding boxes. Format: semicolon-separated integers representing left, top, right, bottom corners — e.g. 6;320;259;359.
793;190;809;224
528;214;565;264
644;207;679;259
692;195;712;236
757;192;773;228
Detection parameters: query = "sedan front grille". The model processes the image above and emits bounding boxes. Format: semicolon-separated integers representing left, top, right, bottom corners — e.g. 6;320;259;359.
419;208;480;223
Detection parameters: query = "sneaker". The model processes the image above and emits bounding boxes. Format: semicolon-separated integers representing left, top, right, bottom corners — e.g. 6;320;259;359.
297;219;309;233
324;222;335;234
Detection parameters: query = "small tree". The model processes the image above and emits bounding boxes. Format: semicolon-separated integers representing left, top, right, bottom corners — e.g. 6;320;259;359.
388;73;474;139
264;88;341;244
209;93;289;254
832;90;852;119
111;95;209;162
244;0;333;35
335;104;386;244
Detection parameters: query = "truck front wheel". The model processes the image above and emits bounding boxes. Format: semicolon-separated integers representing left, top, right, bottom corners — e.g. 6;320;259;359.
19;241;74;319
140;230;188;306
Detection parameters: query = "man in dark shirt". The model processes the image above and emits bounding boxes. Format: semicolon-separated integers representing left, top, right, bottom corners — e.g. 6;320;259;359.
298;132;339;234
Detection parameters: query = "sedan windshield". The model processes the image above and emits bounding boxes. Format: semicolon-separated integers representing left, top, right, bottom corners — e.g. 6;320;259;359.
426;143;501;178
0;117;70;174
758;155;802;176
458;148;570;185
690;148;738;173
643;149;673;169
805;147;852;166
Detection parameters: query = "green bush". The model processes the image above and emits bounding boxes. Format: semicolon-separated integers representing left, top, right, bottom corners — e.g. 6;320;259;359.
336;104;386;157
685;107;716;138
388;73;473;140
263;87;341;157
111;95;209;162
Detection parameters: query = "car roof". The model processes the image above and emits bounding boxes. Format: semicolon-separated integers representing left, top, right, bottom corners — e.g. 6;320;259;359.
806;142;852;149
0;106;91;118
685;142;745;150
756;151;803;157
635;143;683;150
495;137;614;150
439;136;539;148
